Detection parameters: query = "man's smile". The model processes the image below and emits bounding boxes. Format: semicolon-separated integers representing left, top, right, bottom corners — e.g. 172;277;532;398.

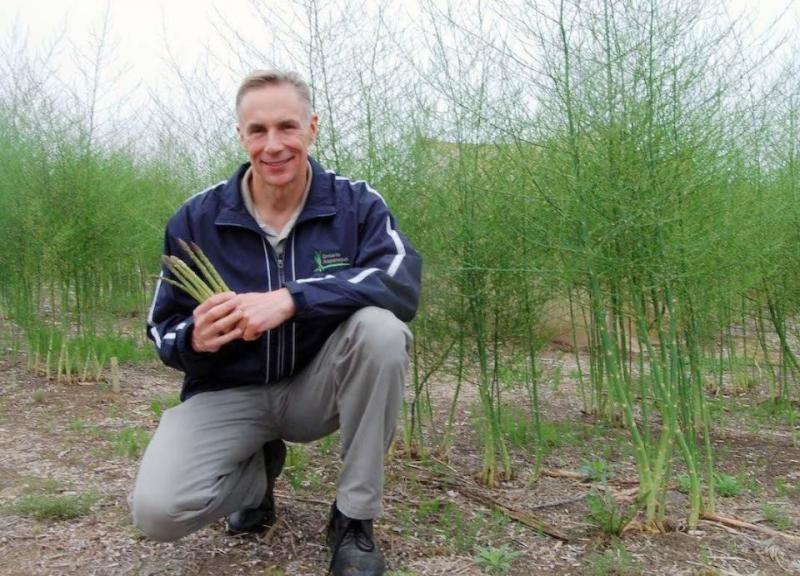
262;157;293;167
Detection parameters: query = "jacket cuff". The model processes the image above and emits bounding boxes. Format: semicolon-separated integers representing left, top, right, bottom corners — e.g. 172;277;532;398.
285;281;309;319
175;318;215;375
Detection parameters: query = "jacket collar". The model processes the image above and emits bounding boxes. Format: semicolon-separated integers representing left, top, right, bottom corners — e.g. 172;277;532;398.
215;156;336;231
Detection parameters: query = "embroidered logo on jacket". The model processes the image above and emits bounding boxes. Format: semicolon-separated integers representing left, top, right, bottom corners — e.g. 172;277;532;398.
313;250;351;272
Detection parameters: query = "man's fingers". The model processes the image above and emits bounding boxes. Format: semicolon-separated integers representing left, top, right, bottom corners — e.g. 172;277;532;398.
242;325;263;341
210;308;243;335
204;327;243;351
195;294;239;326
194;291;236;316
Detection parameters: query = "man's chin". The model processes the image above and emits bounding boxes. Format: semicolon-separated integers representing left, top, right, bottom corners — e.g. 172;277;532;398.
256;172;297;190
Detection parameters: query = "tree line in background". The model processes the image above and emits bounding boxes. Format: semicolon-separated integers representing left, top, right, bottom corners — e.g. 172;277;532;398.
1;0;799;530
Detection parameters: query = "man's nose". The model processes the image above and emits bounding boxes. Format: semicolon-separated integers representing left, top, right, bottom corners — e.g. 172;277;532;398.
264;130;283;154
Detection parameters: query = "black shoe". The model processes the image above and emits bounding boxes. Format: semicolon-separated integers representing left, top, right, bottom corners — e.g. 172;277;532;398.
226;439;287;535
326;501;385;576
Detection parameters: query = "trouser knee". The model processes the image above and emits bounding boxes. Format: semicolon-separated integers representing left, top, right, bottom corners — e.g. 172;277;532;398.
347;307;412;365
130;489;193;543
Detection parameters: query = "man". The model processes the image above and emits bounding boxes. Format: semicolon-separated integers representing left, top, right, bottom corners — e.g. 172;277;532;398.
133;70;421;576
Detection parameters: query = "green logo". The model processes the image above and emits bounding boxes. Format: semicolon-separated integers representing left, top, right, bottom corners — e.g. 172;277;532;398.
313;250;351;273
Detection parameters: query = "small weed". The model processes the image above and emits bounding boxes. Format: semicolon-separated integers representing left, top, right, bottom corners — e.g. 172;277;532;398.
284;444;308;490
743;475;761;496
317;431;339;456
113;426;151;459
676;473;691;494
127;525;148;541
20;476;60;495
31;389;46;403
498;352;528;390
486;508;515;540
493;405;536;450
586;490;635;536
442;501;479;553
68;418;87;432
490;508;511;529
150;393;181;419
474;543;522;574
582;541;641;576
580;458;611;483
714;473;743;498
761;503;791;530
538;420;581;448
476;401;583;458
774;478;800;498
6;492;97;520
416;498;441;522
732;370;757;393
549;364;562;391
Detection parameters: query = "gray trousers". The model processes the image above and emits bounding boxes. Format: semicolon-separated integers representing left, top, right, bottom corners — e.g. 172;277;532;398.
131;307;411;542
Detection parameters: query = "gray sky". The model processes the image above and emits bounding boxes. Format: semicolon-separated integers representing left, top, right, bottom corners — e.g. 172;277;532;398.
2;0;795;94
1;0;795;152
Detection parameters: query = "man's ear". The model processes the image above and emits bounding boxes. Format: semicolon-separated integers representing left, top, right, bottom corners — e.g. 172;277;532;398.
308;114;319;145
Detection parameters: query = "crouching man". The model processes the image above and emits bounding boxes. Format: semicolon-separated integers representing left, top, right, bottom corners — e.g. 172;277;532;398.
132;70;421;576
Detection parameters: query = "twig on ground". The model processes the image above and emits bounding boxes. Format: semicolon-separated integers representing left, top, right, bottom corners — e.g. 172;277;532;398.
400;462;570;542
274;492;330;507
541;467;639;485
700;512;800;544
528;494;587;510
261;515;285;542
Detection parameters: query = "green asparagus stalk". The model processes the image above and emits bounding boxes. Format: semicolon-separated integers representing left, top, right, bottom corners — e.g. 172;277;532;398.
158;240;229;304
190;241;230;292
178;239;228;293
159;275;205;304
165;255;215;301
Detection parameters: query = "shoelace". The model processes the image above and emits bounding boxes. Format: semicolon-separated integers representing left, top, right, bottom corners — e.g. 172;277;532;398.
327;517;375;575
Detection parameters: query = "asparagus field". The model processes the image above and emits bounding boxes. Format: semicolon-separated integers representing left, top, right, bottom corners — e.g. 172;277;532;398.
1;1;800;574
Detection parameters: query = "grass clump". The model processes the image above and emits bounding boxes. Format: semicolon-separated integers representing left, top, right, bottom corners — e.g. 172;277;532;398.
284;444;309;490
478;404;581;455
713;473;744;498
761;503;791;530
774;478;800;498
150;393;181;419
6;492;97;520
582;542;641;576
586;491;635;536
580;458;611;483
113;426;151;459
474;543;522;574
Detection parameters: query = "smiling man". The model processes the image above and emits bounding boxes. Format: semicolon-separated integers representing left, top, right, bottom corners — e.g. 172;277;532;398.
133;70;421;576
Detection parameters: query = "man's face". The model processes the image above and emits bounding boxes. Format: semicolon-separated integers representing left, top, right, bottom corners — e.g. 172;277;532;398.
237;83;318;192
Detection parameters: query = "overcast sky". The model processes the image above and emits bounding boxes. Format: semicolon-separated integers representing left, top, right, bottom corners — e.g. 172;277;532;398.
1;0;796;150
1;0;795;93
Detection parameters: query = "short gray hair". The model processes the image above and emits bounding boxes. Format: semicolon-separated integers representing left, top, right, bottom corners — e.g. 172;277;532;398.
236;70;313;119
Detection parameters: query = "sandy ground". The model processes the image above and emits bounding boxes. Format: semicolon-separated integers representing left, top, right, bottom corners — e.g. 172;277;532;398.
1;346;800;575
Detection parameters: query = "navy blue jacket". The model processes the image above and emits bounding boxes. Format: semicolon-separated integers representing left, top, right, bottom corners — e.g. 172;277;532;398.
146;159;421;400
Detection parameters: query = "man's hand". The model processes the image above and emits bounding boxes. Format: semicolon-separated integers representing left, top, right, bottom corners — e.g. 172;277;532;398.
235;289;296;341
191;292;243;353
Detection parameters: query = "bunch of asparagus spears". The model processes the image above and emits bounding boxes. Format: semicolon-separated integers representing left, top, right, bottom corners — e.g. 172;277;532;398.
161;239;229;302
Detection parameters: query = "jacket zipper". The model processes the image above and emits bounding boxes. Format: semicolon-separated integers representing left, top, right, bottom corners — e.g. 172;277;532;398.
276;250;285;378
261;238;273;383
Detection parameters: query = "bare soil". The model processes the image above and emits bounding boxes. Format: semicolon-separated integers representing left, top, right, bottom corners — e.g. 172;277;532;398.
1;347;800;576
